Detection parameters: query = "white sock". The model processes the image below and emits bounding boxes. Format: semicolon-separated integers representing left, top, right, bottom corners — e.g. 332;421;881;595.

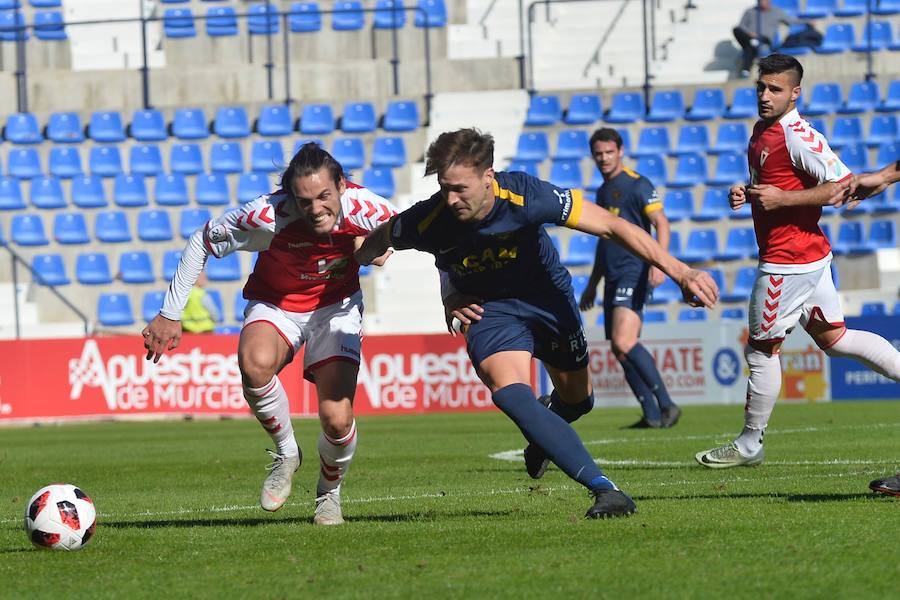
244;376;299;457
736;345;782;456
824;329;900;382
317;420;358;495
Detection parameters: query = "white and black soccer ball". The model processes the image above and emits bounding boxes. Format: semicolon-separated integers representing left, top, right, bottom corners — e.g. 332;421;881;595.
23;484;97;551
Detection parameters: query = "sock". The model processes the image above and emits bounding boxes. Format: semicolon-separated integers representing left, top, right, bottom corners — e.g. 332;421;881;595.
244;376;299;457
735;345;781;456
548;390;593;423
823;329;900;382
625;344;675;411
618;356;662;421
493;384;614;491
317;420;358;495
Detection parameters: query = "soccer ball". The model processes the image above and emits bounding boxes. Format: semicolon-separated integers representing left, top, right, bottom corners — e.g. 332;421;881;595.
24;484;97;551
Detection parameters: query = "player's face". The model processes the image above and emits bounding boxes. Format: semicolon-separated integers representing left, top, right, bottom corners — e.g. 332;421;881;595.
756;72;800;122
591;140;623;177
438;163;495;222
290;168;346;234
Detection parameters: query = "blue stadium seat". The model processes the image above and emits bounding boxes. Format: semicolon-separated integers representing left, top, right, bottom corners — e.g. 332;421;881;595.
834;0;867;17
129;109;167;142
867;115;899;147
878;80;900;112
634;154;666;188
772;0;799;16
508;161;540;178
210;142;244;174
564;234;596;267
31;0;64;7
113;174;148;208
710;122;748;155
300;104;335;135
207;253;241;281
646;90;685;123
180;207;212;238
615;128;632;155
383;100;420;132
32;253;69;286
715;227;756;261
876;141;900;169
564;94;602;125
170;143;204;175
155;173;189;206
71;175;107;208
831;221;869;254
554;129;590;160
256;105;293;137
119;251;155;284
341;101;377;133
30;176;65;209
195;173;230;206
514;131;549;162
5;113;42;144
693;187;731;221
866;219;897;250
331;137;365;170
290;2;322;33
853;20;892;51
172;108;209;140
648;277;681;304
866;187;899;214
95;210;131;243
238;172;270;203
48;146;83;179
415;0;447;27
633;127;670;157
678;308;707;322
643;310;667;323
362;168;395;199
89;145;123;178
667;153;706;188
721;307;746;321
162;250;181;280
685;89;725;121
233;289;249;322
206;5;238;36
77;253;113;285
250;140;284;173
374;0;406;28
46;112;84;143
799;0;836;18
702;267;726;294
0;10;28;41
525;95;562;126
11;214;48;246
707;153;746;187
37;204;75;238
371;136;406;168
678;229;718;263
97;293;134;327
860;302;887;317
570;275;589;300
137;209;173;242
836;143;869;173
0;177;24;210
672;124;710;155
8;148;42;179
214;106;250;138
247;3;279;34
815;23;854;54
163;8;196;38
873;0;900;15
721;266;756;304
207;290;225;324
142;291;166;323
605;92;644;124
585;165;604;193
830;117;863;149
88;111;126;143
724;88;757;119
803;82;842;116
548;160;583;189
839;81;880;114
662;189;693;222
129;144;163;176
332;1;365;30
806;116;827;138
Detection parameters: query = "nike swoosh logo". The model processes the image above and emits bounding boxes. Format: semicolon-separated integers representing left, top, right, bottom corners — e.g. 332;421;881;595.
438;246;457;254
575;351;588;361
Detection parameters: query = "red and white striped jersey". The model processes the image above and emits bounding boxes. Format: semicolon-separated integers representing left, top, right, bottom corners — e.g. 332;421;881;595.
203;181;397;312
748;108;852;273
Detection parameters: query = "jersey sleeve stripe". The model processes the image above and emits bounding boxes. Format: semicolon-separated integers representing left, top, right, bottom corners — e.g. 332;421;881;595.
492;180;525;206
416;201;446;234
643;201;663;215
564;188;584;227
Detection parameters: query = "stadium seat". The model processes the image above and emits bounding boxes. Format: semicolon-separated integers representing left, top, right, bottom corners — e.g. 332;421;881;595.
514;132;550;162
860;302;887;317
648;277;681;304
815;23;854;54
5;113;42;144
374;0;406;28
508;161;540;178
570;275;589;300
250;140;284;173
646;90;685;123
195;173;230;206
715;227;756;261
247;3;279;34
95;210;131;243
834;0;867;17
799;0;836;18
48;146;83;179
0;177;24;210
667;153;706;188
170;143;204;175
383;100;420;132
678;229;718;263
76;253;113;285
831;221;869;255
875;141;900;169
867;115;899;147
710;122;748;155
89;145;123;178
289;2;322;33
128;109;167;142
853;20;893;51
238;172;270;203
163;8;196;38
873;0;900;15
839;143;870;174
8;148;42;179
71;175;108;209
525;95;562;127
142;291;166;323
693;187;731;222
685;89;725;121
615;128;632;155
210;142;244;174
605;92;644;124
233;289;249;322
839;81;880;114
180;208;212;239
130;144;164;176
207;253;241;281
30;176;66;210
362;168;395;199
772;0;799;16
256;105;293;137
11;214;48;246
878;80;900;112
633;127;670;158
32;253;69;286
371;136;406;168
331;137;365;170
137;210;173;242
341;102;377;133
31;0;64;7
154;174;189;207
672;124;710;156
0;10;27;41
332;1;365;30
88;111;126;143
724;88;757;120
206;5;238;37
113;174;148;208
299;104;335;135
46;112;84;143
564;234;596;267
584;165;604;193
803;83;841;116
643;310;667;323
33;10;67;41
554;129;590;160
162;250;181;281
172;108;209;140
564;94;602;125
662;190;693;222
213;107;250;139
678;308;707;322
721;307;746;321
634;154;666;189
548;160;583;189
415;0;447;27
866;219;897;250
53;212;91;245
97;293;135;327
119;251;155;284
830;117;863;149
707;153;746;187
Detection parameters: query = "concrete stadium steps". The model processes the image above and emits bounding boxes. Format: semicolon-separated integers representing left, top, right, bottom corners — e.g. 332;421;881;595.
362;248;444;334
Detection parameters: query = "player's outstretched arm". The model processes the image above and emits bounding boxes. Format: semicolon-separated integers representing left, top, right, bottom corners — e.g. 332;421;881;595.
849;160;900;201
355;217;396;265
746;180;849;211
579;241;605;311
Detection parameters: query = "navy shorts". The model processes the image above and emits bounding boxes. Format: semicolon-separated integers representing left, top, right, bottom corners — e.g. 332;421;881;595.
602;271;650;339
464;294;588;372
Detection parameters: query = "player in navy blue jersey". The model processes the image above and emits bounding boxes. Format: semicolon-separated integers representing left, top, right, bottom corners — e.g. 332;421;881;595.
356;129;719;518
579;128;681;429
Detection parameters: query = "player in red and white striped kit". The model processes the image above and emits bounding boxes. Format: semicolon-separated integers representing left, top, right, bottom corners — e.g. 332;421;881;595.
143;143;397;524
695;54;900;469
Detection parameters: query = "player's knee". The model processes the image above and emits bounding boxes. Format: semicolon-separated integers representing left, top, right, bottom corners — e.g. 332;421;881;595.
238;347;280;388
319;405;354;439
611;337;636;359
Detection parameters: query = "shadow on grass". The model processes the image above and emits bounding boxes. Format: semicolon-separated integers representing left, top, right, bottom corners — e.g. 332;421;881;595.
0;547;32;554
633;492;876;502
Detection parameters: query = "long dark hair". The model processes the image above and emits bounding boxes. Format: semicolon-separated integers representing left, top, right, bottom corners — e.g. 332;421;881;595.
280;142;344;193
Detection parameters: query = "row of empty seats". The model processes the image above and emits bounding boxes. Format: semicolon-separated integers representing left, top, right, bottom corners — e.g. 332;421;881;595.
772;0;900;18
0;9;65;41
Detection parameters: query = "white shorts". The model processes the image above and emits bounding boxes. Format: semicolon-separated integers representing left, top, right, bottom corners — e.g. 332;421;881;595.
748;263;844;345
243;291;363;381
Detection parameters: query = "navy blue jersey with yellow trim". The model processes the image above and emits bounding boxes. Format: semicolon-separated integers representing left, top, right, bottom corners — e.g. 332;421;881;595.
390;171;584;301
595;168;661;278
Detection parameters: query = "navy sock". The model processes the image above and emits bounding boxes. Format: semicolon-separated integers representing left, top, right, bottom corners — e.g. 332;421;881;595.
626;344;675;410
493;384;610;490
618;356;662;421
548;390;593;423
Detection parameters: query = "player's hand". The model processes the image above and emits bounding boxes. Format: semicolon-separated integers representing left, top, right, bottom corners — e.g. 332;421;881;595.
746;184;784;211
443;292;484;335
578;283;599;312
648;266;665;288
728;185;747;211
142;314;182;364
353;236;393;267
677;268;719;309
847;172;888;207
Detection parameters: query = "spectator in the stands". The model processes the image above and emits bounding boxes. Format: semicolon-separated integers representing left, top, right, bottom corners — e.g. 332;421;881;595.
733;0;801;78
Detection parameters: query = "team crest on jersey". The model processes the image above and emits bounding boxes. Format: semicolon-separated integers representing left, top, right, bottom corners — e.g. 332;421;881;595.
760;147;770;167
208;224;227;243
612;191;622;199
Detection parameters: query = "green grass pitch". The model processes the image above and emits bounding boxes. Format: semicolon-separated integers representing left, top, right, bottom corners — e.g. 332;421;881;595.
1;401;898;598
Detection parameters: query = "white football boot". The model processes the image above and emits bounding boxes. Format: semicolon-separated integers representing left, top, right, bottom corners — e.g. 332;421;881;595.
260;449;301;512
695;442;765;469
313;490;344;525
